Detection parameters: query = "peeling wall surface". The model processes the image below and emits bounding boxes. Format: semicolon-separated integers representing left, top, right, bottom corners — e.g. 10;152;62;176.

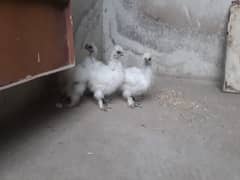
73;0;103;63
103;0;232;80
72;0;232;80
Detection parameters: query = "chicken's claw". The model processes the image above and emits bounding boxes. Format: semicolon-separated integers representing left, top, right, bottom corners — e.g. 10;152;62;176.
100;105;112;112
129;102;142;109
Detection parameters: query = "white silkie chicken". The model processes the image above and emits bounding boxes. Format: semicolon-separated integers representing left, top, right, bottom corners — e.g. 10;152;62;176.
60;43;100;107
88;45;125;111
121;53;153;108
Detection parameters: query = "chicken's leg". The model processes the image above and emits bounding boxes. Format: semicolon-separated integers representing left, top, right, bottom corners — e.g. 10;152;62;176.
95;91;111;111
127;96;135;108
124;94;142;109
98;99;105;110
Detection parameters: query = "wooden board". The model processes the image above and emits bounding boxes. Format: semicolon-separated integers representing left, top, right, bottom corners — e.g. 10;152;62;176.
223;2;240;93
2;0;70;8
0;1;74;90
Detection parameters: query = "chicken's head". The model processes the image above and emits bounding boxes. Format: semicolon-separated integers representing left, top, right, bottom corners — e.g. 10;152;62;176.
112;45;124;60
84;43;98;56
143;53;152;66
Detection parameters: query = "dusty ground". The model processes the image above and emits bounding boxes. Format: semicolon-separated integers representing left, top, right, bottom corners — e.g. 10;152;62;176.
0;77;240;180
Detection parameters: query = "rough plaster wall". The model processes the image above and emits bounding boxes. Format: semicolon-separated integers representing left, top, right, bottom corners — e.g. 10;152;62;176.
103;0;232;80
73;0;103;63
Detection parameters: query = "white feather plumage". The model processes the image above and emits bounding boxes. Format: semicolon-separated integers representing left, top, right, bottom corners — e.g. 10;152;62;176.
121;53;153;108
61;43;100;107
88;45;125;111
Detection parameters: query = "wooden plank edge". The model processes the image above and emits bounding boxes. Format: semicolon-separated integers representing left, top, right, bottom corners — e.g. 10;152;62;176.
0;64;75;91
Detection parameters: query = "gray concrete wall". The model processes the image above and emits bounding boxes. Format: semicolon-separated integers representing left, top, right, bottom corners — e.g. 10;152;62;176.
103;0;232;80
73;0;103;62
73;0;231;80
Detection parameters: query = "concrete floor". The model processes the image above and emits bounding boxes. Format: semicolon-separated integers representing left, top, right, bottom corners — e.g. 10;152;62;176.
1;77;240;180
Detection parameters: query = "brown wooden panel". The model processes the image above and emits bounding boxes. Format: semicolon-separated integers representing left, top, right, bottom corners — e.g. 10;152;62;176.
0;1;74;89
1;0;70;8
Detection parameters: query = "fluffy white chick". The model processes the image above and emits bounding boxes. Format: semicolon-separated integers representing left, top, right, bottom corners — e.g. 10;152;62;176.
61;43;100;107
121;53;153;108
88;45;125;111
